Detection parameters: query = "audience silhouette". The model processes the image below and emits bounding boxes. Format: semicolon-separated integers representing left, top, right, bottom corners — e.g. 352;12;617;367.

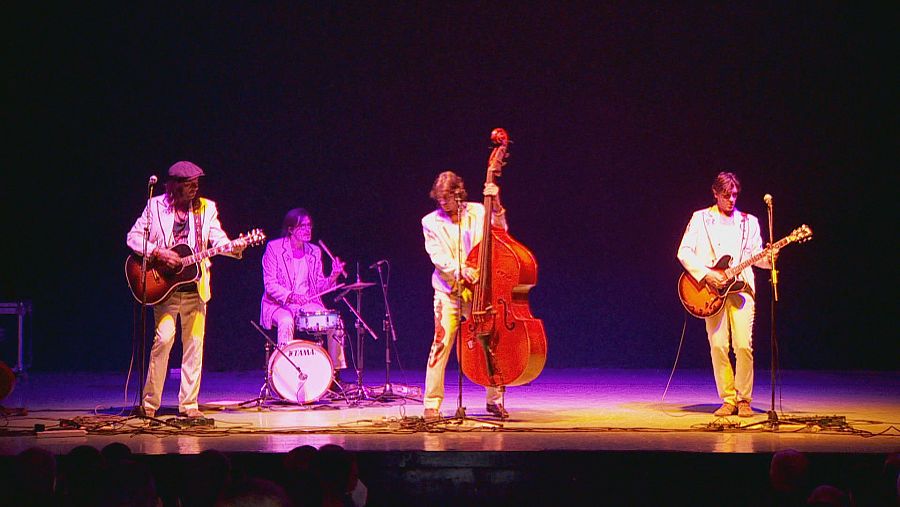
215;477;292;507
6;442;898;507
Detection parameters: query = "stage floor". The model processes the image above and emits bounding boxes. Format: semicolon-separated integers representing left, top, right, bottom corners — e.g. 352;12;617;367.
1;367;898;456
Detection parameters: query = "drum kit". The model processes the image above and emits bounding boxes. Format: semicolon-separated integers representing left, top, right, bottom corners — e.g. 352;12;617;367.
249;279;379;407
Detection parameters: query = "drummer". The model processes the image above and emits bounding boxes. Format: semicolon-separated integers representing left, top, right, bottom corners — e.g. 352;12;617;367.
260;208;348;378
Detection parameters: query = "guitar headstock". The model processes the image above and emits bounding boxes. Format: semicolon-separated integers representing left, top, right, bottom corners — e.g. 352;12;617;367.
239;228;267;248
788;224;813;243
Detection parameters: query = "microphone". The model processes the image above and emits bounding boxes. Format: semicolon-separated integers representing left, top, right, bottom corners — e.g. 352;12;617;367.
368;259;388;269
763;194;773;207
148;175;158;186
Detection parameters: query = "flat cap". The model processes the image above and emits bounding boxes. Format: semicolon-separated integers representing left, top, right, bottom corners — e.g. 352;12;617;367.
168;161;205;179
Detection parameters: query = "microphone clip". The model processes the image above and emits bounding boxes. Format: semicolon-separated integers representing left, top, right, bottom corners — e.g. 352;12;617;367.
368;259;388;269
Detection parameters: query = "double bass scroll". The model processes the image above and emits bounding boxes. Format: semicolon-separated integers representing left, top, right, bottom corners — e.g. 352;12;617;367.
460;128;548;388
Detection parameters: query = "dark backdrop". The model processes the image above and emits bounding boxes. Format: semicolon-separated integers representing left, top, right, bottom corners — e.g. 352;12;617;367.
2;3;895;375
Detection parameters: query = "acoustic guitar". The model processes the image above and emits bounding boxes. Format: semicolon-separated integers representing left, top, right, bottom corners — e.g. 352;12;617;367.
125;228;265;305
677;224;812;318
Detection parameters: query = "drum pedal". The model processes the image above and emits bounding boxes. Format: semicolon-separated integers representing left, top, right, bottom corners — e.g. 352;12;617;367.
170;417;215;428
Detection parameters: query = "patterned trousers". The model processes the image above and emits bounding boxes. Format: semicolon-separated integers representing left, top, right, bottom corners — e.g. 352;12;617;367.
424;290;502;410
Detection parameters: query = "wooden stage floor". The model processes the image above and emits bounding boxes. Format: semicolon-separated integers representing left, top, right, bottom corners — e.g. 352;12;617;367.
2;367;898;456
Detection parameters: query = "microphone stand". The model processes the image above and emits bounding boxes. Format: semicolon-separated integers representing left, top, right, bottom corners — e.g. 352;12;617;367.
744;198;839;432
437;195;500;427
371;261;419;402
765;196;779;426
136;178;156;417
454;195;466;420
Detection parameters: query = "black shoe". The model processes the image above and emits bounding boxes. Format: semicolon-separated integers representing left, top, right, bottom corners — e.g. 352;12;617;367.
486;403;509;419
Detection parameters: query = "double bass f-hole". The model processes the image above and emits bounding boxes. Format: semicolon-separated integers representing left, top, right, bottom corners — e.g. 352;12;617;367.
497;298;515;331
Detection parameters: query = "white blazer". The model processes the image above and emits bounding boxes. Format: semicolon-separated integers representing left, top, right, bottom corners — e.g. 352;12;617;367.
259;238;337;329
126;195;237;302
677;205;769;295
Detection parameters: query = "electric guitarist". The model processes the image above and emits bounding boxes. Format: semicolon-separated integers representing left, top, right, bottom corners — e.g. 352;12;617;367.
125;161;247;419
676;172;777;418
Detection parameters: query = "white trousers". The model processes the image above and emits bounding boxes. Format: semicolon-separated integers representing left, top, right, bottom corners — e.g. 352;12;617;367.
424;291;502;410
705;292;755;405
272;307;346;370
143;291;206;413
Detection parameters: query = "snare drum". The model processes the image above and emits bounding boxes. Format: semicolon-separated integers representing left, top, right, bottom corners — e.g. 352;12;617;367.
295;309;340;333
268;341;334;403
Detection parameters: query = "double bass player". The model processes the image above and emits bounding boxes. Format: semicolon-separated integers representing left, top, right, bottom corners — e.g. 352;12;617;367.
421;170;510;421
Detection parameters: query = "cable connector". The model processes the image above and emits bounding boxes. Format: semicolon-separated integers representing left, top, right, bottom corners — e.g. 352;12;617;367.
705;420;741;431
170;417;215;428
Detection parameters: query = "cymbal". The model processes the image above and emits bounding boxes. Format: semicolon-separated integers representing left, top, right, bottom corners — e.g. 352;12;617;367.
341;281;376;291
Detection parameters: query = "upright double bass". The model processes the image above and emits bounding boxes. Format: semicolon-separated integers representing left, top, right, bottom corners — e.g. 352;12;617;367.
460;128;547;388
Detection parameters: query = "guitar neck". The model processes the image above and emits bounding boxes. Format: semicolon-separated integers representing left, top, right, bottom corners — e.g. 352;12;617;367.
180;242;235;266
724;235;792;278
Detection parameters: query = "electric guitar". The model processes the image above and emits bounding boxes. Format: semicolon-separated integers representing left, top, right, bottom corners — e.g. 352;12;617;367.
677;224;812;318
125;229;265;305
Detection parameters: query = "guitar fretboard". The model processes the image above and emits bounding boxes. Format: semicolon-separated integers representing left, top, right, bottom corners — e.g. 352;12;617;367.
180;242;237;266
724;235;793;278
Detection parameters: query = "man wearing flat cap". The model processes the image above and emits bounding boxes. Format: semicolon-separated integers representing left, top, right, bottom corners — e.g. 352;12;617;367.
126;160;246;419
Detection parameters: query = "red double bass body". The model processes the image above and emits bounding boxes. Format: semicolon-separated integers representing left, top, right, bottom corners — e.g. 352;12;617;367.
460;128;548;388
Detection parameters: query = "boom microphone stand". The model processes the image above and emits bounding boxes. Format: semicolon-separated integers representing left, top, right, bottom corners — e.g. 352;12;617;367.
370;260;420;402
335;266;380;401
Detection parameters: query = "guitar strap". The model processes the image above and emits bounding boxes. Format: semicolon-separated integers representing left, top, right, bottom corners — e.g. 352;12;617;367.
735;211;748;265
738;212;754;299
192;198;204;252
188;199;209;295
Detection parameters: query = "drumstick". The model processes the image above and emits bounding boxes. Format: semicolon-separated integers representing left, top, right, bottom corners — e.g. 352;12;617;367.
308;283;345;301
318;240;348;278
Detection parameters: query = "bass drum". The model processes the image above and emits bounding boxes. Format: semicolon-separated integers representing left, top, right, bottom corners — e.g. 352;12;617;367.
268;341;334;403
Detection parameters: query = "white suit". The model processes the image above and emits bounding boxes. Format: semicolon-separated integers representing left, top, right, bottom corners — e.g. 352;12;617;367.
127;195;238;413
677;205;770;406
